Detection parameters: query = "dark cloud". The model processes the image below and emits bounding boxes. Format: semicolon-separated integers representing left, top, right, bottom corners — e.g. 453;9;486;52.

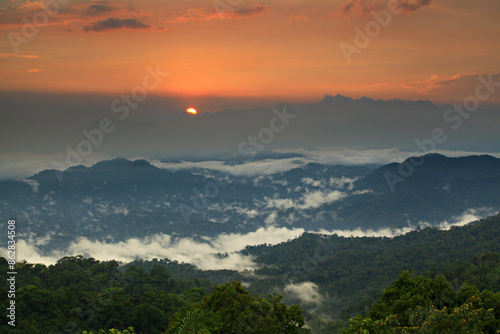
235;4;269;17
336;0;373;19
395;0;435;12
337;1;356;16
83;4;114;16
336;0;435;18
83;17;149;32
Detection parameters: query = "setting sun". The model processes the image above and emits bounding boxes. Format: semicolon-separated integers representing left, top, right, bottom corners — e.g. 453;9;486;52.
186;108;197;115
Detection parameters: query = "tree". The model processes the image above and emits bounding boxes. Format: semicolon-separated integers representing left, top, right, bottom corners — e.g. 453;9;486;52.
342;272;500;333
83;327;136;334
167;281;311;334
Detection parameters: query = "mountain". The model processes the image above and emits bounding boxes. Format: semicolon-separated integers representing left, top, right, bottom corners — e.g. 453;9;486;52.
342;154;500;227
0;154;499;252
126;213;500;333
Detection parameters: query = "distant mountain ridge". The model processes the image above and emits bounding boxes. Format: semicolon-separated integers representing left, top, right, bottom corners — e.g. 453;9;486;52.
0;153;499;251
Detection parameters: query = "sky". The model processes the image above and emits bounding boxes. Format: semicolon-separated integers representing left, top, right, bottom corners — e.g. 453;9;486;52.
1;0;499;101
0;0;499;178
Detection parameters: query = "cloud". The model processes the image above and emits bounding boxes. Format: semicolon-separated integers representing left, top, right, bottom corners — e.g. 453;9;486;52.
265;190;346;211
0;53;39;58
318;225;416;238
83;17;149;32
153;157;305;177
16;54;39;58
2;148;500;181
284;282;324;305
233;4;269;18
336;0;372;19
20;179;39;192
402;72;500;97
395;0;436;13
154;147;500;178
288;14;309;22
426;208;495;230
2;92;500;180
337;0;357;17
300;190;346;209
335;0;436;19
83;4;115;16
11;226;306;270
318;208;497;238
7;68;44;73
265;212;277;225
302;177;322;187
169;8;207;23
172;4;269;22
5;209;494;271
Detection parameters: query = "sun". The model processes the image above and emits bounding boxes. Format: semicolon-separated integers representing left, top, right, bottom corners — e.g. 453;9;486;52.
186;108;197;115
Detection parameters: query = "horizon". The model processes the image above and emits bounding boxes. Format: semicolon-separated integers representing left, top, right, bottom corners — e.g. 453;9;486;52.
2;0;500;180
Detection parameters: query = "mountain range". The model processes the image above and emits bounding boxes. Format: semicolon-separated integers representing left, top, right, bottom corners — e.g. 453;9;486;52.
1;153;499;253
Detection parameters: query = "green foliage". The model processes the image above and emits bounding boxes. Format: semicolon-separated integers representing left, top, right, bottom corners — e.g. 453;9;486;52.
342;272;500;333
174;309;212;334
82;327;136;334
167;281;311;334
2;214;499;334
243;214;500;333
107;214;500;334
0;257;211;334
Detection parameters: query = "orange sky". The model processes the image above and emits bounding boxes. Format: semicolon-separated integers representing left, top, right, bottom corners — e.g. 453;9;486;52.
1;0;499;103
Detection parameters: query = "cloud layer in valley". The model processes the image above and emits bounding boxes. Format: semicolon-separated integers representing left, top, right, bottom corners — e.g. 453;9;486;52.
8;208;494;270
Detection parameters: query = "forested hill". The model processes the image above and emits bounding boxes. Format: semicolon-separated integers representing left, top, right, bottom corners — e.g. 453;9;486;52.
1;214;499;333
125;213;500;333
245;211;500;272
1;154;500;252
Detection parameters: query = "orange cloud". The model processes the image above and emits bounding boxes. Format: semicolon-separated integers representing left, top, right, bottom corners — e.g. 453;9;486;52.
83;17;150;32
402;72;500;97
8;68;44;73
171;3;270;22
336;0;372;19
335;0;437;19
230;3;269;18
288;14;310;22
0;53;38;58
396;0;436;13
0;1;141;30
169;8;207;23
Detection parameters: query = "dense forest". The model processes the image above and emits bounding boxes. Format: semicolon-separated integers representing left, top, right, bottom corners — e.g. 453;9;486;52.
1;214;499;333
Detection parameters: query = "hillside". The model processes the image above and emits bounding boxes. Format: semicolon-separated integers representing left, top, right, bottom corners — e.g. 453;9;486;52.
129;213;500;333
1;154;499;255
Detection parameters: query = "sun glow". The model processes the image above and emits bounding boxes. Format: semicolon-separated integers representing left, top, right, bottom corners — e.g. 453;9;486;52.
186;108;197;115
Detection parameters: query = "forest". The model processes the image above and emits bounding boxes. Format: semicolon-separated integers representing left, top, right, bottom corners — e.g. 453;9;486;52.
1;214;499;333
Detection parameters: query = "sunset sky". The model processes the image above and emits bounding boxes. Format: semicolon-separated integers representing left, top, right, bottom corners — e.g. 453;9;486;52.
1;0;499;102
1;0;499;179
